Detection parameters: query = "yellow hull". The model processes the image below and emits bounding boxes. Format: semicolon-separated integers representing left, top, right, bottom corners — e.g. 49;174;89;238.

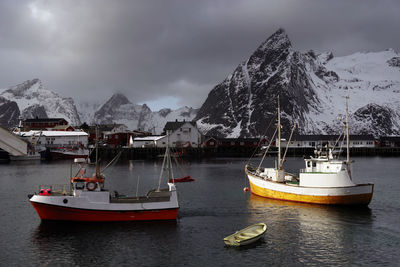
249;179;373;205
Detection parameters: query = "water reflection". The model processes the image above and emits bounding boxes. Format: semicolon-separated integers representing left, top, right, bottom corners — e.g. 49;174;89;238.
247;194;373;265
32;220;178;266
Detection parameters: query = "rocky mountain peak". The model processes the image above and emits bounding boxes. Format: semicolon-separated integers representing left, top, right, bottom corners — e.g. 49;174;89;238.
258;28;291;52
0;79;81;126
107;93;131;106
3;78;44;97
196;28;317;138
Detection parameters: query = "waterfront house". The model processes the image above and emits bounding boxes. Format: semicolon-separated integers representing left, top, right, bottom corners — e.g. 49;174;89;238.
279;134;376;148
162;120;202;148
18;130;88;148
132;135;167;148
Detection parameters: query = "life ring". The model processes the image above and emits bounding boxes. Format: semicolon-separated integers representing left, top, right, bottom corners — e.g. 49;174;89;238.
86;181;97;191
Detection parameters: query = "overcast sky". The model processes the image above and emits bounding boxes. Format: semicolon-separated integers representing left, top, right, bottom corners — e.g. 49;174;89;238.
0;0;399;111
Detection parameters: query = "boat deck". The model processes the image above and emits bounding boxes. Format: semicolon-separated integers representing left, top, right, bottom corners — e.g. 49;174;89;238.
110;189;171;203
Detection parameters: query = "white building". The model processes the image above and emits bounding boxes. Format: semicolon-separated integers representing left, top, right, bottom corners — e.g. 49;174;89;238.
17;130;89;148
132;136;167;148
163;121;202;148
278;135;376;148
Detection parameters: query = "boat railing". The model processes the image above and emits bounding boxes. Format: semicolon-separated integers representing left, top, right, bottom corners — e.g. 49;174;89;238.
37;184;72;196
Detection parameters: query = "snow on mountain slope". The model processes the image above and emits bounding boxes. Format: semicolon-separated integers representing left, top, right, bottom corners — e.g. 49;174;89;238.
308;49;400;135
195;29;400;138
76;101;101;125
0;79;81;125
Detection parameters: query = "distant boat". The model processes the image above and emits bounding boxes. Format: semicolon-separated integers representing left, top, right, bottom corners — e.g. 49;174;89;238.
49;147;89;160
28;132;179;222
224;223;267;247
245;95;374;205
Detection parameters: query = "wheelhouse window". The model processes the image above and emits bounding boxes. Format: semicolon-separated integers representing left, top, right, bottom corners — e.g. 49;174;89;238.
75;181;85;190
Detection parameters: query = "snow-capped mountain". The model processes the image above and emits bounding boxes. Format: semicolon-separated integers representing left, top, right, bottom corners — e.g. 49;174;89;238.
0;79;197;132
195;29;400;138
0;79;81;126
93;93;198;134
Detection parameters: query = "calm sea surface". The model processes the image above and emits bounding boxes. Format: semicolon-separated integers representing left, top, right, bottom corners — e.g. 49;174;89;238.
0;156;399;266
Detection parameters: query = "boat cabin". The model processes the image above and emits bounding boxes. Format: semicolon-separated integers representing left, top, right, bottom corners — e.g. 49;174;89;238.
299;148;355;188
303;158;345;173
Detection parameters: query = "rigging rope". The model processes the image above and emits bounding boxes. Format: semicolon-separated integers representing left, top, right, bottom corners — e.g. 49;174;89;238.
257;127;277;171
101;150;122;173
246;109;278;165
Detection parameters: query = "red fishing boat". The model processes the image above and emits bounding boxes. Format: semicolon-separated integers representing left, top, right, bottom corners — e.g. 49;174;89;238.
29;134;179;221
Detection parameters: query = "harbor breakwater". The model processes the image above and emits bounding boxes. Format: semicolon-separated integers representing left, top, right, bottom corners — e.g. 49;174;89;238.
94;147;400;160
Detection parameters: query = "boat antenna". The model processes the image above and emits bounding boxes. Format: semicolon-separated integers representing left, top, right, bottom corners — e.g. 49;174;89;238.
345;88;352;179
277;96;282;170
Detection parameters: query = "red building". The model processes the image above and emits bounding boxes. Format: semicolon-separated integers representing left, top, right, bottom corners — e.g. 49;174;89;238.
22;118;68;131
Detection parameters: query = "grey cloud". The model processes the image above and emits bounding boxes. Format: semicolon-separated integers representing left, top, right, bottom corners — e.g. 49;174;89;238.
0;0;399;110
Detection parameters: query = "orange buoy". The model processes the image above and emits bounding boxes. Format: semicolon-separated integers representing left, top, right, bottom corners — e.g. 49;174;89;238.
243;187;249;192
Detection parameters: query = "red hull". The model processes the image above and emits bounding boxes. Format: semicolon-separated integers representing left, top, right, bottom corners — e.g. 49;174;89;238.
169;176;195;183
31;201;179;222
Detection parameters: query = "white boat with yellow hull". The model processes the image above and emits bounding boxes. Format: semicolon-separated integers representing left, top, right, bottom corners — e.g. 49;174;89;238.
246;164;373;205
245;95;374;206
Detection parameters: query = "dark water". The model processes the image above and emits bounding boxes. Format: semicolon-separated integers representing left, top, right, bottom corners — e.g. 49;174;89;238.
1;157;399;266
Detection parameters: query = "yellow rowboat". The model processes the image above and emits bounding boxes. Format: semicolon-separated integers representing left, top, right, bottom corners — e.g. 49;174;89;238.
224;223;267;247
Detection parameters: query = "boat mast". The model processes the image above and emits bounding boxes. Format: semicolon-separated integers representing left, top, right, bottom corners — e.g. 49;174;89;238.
345;89;351;179
277;96;282;170
157;132;169;191
95;126;100;177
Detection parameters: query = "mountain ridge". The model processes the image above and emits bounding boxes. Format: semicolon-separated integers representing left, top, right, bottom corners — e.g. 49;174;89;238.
195;29;400;138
